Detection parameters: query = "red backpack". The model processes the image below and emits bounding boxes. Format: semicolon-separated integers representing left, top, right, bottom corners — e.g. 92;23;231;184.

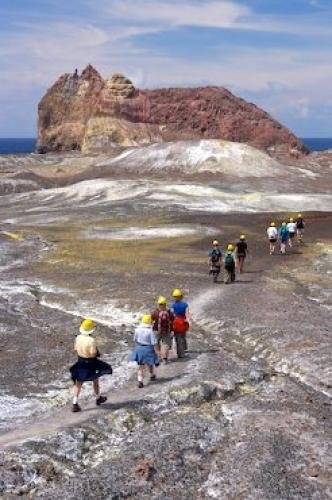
158;310;173;335
173;316;189;335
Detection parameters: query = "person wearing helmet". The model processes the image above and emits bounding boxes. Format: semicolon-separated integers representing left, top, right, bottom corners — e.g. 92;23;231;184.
224;244;236;284
267;222;278;255
279;221;290;254
287;217;297;247
129;314;160;388
296;213;305;243
171;289;190;359
208;240;222;283
70;318;112;412
235;235;248;273
151;296;174;363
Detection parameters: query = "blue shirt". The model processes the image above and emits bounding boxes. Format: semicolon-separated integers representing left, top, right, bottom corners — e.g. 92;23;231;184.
172;300;188;318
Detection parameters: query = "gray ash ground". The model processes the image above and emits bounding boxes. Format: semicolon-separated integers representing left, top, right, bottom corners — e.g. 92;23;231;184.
0;150;331;498
0;208;331;498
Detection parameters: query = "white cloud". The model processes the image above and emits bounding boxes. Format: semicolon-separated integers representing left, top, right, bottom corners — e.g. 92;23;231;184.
96;0;332;36
108;0;250;28
0;0;331;135
291;98;310;119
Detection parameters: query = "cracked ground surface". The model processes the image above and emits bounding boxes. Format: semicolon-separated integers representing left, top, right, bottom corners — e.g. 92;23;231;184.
0;208;331;498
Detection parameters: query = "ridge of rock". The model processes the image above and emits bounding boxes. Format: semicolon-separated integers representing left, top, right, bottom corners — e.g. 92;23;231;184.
37;66;307;158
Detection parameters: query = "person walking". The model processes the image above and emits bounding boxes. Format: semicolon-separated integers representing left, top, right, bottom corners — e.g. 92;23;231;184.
130;315;160;388
224;244;236;283
151;296;174;364
171;289;190;359
208;240;223;283
267;222;278;255
279;222;290;254
235;235;248;273
296;213;305;243
70;319;112;413
287;217;297;247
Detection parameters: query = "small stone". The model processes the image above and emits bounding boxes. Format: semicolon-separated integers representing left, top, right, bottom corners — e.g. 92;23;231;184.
306;466;320;477
135;458;155;481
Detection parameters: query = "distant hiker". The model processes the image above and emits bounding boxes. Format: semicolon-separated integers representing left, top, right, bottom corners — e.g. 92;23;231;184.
267;222;278;255
279;222;290;254
151;296;174;364
224;244;236;283
130;315;160;388
287;217;297;247
208;240;222;283
171;289;190;359
235;235;248;273
70;319;112;413
296;213;305;243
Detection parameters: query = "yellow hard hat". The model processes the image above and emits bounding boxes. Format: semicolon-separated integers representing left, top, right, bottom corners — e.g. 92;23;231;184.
141;314;152;325
270;222;276;227
227;244;234;251
240;234;246;240
80;318;96;334
298;213;302;217
172;288;183;298
212;240;219;246
282;221;287;226
157;295;167;306
289;217;294;222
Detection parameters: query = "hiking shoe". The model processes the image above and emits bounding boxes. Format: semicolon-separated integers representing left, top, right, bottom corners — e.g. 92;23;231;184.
96;396;107;406
138;381;144;388
72;403;81;413
150;374;156;381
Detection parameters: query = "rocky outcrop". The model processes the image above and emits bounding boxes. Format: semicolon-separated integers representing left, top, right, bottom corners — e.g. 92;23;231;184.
37;65;307;157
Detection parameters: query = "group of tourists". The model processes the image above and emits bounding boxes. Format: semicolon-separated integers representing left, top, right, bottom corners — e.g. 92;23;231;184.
69;213;306;412
70;289;190;412
208;235;248;284
266;213;305;255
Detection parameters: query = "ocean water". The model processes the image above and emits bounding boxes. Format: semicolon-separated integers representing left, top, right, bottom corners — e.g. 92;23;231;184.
302;138;332;152
0;138;332;154
0;138;36;154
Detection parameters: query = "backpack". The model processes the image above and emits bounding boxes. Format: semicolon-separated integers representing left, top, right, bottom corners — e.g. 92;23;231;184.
280;227;288;238
158;310;172;335
211;249;221;264
173;316;189;335
224;253;234;269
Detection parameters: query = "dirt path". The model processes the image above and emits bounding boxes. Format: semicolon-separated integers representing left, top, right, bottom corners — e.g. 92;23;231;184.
0;353;195;448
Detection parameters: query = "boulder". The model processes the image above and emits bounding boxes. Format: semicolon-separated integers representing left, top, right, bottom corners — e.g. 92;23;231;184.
37;65;308;159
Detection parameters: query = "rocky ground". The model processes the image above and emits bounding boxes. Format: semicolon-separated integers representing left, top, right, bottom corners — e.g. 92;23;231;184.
0;209;331;498
0;144;331;498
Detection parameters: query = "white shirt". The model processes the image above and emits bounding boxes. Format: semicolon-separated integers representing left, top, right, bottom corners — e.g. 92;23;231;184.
134;324;157;346
267;227;278;239
287;222;297;233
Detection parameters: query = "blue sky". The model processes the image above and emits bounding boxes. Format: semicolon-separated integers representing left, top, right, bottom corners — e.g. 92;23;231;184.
0;0;331;137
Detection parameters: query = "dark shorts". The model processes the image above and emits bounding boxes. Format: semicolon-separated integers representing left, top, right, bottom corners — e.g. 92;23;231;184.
157;332;172;349
289;232;295;239
225;265;235;272
269;238;277;243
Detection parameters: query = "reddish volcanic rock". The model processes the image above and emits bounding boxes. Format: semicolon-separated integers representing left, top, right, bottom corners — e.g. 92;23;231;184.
37;65;307;157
